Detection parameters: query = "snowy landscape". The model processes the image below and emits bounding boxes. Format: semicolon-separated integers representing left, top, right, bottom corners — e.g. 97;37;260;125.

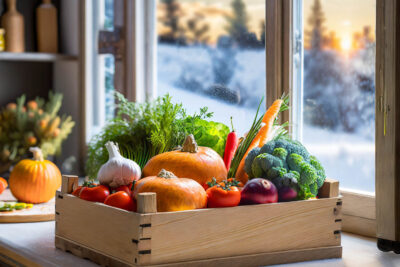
157;43;375;193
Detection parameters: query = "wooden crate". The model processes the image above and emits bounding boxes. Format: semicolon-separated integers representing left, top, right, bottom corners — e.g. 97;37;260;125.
55;176;342;266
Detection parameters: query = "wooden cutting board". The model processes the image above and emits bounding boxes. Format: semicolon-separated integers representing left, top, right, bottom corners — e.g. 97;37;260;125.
0;189;55;223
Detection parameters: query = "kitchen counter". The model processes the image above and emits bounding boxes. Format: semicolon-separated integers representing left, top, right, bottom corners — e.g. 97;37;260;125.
0;221;399;267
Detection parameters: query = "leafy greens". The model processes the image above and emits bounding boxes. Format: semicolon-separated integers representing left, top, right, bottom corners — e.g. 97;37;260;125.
86;93;229;178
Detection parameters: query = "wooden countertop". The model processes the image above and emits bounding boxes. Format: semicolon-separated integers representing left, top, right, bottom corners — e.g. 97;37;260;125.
0;221;399;267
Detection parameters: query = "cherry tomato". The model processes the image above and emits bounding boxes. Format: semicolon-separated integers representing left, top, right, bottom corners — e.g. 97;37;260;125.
104;191;136;211
80;185;110;202
206;186;241;208
0;177;8;194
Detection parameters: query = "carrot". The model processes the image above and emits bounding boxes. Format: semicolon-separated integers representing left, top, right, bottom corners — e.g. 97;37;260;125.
258;99;283;146
235;99;283;184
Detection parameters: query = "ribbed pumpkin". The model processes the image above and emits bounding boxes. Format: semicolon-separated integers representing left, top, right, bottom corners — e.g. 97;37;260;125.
134;169;207;212
9;147;61;203
142;134;227;185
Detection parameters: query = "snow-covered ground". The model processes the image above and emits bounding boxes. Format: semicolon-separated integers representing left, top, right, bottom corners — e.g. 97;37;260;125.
157;44;375;193
303;125;374;193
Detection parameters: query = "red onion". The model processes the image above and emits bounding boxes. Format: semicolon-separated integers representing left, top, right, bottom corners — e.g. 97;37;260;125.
240;178;278;205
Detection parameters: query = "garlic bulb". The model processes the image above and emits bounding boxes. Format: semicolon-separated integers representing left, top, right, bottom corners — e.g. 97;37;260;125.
97;141;141;188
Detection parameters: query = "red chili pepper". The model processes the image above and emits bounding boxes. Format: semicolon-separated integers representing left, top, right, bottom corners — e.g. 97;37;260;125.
223;117;239;171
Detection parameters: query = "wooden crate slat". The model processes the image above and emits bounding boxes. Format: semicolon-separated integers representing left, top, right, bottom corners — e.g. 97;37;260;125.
55;192;144;263
148;197;342;265
56;235;341;267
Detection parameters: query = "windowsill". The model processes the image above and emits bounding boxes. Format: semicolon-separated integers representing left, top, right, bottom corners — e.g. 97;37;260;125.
0;222;399;266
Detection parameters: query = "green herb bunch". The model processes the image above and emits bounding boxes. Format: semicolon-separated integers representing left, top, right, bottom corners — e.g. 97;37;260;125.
0;92;75;172
86;93;230;178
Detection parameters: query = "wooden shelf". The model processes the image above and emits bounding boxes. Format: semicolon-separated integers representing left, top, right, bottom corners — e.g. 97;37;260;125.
0;52;78;62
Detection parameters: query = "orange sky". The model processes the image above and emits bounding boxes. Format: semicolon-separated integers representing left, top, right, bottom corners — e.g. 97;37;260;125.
304;0;376;45
157;0;376;46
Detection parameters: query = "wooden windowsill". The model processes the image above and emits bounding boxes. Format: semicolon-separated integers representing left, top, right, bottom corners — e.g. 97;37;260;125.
341;189;376;238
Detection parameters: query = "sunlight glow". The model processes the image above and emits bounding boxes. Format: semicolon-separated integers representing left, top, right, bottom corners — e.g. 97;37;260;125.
340;37;351;51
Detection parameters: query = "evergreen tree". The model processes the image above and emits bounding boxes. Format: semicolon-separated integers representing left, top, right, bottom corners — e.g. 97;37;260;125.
260;20;266;46
159;0;184;44
186;14;210;45
225;0;250;46
305;0;326;51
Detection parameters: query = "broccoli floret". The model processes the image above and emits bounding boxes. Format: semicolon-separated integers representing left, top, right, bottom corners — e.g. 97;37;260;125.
244;137;326;200
272;147;288;161
287;153;304;173
299;162;318;185
309;182;319;196
259;140;276;154
310;156;326;188
272;172;300;190
244;147;261;177
267;166;287;180
251;153;283;179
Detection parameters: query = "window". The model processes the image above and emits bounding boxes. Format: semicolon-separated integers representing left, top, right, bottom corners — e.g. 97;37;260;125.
85;0;116;142
294;0;376;193
156;0;266;135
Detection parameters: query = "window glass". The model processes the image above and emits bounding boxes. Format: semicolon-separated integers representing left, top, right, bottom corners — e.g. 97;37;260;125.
87;0;116;141
300;0;375;192
157;0;266;135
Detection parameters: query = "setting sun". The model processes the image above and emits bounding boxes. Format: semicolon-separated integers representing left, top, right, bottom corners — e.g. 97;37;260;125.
340;37;351;51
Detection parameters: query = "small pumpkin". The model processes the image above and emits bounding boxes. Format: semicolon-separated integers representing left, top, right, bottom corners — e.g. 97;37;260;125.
142;135;227;185
134;169;207;212
9;147;61;203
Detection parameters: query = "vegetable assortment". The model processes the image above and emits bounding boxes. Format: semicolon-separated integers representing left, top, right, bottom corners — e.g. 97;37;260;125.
244;138;326;200
76;93;327;213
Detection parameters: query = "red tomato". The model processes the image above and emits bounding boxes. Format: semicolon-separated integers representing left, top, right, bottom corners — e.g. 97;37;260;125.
80;185;110;202
206;186;241;208
0;177;8;194
114;183;133;195
104;191;136;211
72;186;83;197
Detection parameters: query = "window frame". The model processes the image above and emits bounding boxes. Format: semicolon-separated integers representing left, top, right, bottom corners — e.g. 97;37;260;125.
83;0;400;239
265;0;379;237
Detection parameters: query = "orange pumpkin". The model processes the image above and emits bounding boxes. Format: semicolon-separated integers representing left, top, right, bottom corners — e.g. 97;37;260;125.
0;177;7;194
9;147;61;203
134;169;207;212
142;135;227;185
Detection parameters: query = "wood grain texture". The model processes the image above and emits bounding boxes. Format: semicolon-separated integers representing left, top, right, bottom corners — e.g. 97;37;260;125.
55;180;342;266
319;178;339;198
342;214;376;238
375;0;399;241
0;189;55;223
148;197;342;265
137;193;157;214
55;192;144;263
61;175;79;194
265;0;291;125
55;236;341;267
266;0;282;105
341;190;375;220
